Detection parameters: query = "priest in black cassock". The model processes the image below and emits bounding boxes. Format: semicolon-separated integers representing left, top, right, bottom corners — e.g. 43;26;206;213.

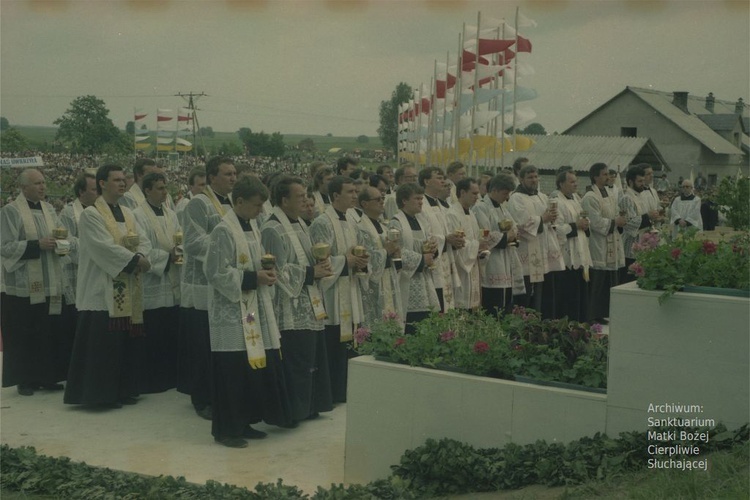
178;156;237;420
64;164;151;408
1;169;72;396
261;176;334;423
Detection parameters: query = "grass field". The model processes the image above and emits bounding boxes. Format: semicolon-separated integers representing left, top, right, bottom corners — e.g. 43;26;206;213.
11;126;385;154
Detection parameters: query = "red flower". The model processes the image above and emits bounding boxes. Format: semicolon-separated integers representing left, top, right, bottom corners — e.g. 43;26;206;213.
670;248;682;259
473;341;490;354
394;337;406;348
702;240;717;255
513;344;523;351
439;330;456;342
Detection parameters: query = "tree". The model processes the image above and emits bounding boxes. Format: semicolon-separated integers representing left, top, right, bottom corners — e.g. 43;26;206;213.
54;95;126;154
199;126;214;137
378;82;413;154
522;123;547;136
237;127;285;157
125;121;135;135
357;135;369;144
0;116;9;131
298;138;316;151
0;127;28;153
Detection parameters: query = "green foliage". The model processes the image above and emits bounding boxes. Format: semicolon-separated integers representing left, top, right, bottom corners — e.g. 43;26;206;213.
715;175;750;230
1;116;10;130
238;128;286;157
125;121;135;135
2;425;747;499
356;135;368;144
522;122;547;135
298;137;316;151
356;309;608;389
378;82;412;154
199;126;215;137
630;229;750;303
53;95;127;155
0;127;29;153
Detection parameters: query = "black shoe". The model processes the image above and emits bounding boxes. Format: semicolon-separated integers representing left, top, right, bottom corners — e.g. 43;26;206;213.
278;421;299;429
120;397;138;405
242;426;268;440
96;402;123;409
39;383;65;391
216;437;248;448
195;406;213;420
306;412;320;420
17;384;34;396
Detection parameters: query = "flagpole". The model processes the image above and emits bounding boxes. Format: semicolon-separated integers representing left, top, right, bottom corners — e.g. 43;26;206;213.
454;29;463;163
469;11;482;178
441;50;451;169
512;7;520;152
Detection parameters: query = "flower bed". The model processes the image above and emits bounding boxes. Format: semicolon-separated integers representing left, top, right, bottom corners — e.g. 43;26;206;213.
355;308;608;390
629;229;749;303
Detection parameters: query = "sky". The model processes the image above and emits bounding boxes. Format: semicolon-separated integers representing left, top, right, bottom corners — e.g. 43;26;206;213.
1;0;748;138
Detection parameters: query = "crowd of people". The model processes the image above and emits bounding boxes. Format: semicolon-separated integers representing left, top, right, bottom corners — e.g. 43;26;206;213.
0;154;719;448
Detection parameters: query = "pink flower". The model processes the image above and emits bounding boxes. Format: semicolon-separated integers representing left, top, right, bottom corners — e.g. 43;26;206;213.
512;305;526;316
670;248;682;260
591;323;603;334
439;330;456;342
354;326;371;344
394;337;406;348
628;262;645;277
473;341;490;354
383;311;399;321
702;240;717;255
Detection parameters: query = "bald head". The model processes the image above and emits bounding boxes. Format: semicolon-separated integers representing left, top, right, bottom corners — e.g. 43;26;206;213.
18;169;46;202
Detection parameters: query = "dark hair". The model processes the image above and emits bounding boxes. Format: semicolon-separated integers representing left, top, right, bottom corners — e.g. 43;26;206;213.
512;157;528;175
205;156;234;184
312;167;334;190
626;165;646;186
556;169;575;189
455;177;476;198
271;175;305;207
589;163;609;183
328;175;355;198
349;168;369;181
394;164;415;185
418;166;444;187
608;169;617;175
637;163;653;172
396;183;424;208
133;158;157;182
369;174;388;189
73;172;96;198
188;168;206;186
336;157;357;175
233;175;269;203
95;164;124;195
488;173;516;193
309;161;327;179
518;164;538;180
141;172;166;192
446;161;465;177
376;164;392;176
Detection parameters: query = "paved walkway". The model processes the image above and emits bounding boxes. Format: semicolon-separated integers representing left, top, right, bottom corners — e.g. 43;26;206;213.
0;381;346;494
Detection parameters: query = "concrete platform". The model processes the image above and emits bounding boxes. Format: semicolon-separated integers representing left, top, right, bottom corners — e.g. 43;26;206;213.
0;384;346;494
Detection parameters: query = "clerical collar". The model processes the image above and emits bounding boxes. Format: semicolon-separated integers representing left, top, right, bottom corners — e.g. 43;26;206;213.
490;197;501;208
425;194;440;207
147;201;164;216
27;200;42;210
215;191;231;205
321;192;331;204
404;212;422;230
369;216;383;233
108;203;125;223
334;208;348;221
463;207;471;215
598;187;609;198
515;184;538;196
680;194;695;201
564;194;574;200
238;216;252;231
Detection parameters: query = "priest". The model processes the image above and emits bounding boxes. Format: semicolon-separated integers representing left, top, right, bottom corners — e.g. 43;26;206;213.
670;180;702;237
446;178;482;311
64;164;151;408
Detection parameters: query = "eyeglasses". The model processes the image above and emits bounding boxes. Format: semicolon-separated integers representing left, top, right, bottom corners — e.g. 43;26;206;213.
365;196;385;202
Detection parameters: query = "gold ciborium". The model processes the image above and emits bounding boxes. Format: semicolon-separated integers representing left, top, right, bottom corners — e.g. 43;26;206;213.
260;254;277;270
352;245;368;276
498;218;518;247
122;229;140;252
52;227;70;255
387;228;402;263
173;231;184;265
52;227;68;239
312;242;331;262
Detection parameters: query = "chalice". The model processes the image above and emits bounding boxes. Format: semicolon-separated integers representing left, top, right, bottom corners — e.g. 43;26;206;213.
312;242;331;263
260;254;276;271
498;219;518;247
387;228;402;263
173;231;184;265
52;227;70;255
352;245;368;276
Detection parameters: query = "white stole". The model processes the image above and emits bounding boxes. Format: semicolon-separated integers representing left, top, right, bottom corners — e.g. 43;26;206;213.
359;216;397;318
323;206;361;342
271;206;327;321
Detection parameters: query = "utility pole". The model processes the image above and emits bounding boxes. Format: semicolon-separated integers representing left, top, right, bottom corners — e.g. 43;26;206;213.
175;91;207;160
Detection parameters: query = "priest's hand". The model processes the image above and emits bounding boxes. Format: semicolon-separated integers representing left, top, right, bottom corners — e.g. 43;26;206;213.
39;237;57;251
577;217;590;232
506;228;518;242
648;209;662;222
314;259;333;279
615;215;627;227
257;269;277;287
423;253;435;268
169;247;180;263
384;240;399;256
542;209;556;223
678;219;687;228
135;256;151;274
446;232;465;249
353;253;369;270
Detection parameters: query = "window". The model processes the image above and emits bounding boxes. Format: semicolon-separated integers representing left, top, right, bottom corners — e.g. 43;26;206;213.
621;127;637;137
